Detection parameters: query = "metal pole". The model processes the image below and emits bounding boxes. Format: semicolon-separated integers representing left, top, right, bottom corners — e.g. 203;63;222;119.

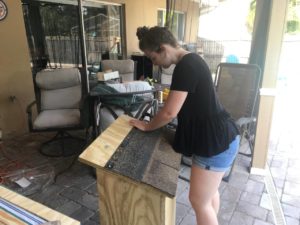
78;0;89;93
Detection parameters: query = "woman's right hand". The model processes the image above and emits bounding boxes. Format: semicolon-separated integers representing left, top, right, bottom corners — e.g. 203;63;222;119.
129;119;149;131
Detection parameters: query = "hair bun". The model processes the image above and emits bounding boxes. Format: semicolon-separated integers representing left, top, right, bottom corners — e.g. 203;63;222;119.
136;26;149;41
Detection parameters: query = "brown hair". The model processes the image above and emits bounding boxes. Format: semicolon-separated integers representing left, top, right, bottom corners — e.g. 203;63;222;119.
136;26;178;52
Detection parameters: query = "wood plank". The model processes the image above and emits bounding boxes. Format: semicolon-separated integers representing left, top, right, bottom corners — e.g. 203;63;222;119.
0;186;80;225
165;196;176;225
79;115;132;168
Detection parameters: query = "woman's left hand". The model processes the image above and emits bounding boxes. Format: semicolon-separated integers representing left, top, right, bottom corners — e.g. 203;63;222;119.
129;119;149;131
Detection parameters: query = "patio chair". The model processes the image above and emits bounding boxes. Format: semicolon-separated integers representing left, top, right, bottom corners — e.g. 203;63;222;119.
26;68;90;157
214;63;261;181
90;81;158;137
181;63;261;182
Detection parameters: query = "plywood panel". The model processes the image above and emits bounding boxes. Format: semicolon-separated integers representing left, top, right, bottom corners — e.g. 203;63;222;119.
96;169;165;225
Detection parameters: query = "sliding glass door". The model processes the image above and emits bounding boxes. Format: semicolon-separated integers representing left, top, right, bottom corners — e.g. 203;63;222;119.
22;0;81;70
83;2;125;64
22;0;125;71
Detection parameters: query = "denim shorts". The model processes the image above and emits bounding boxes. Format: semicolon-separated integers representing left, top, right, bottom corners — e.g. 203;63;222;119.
192;135;240;172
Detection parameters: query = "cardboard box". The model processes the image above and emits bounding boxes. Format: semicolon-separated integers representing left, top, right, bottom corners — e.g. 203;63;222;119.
97;71;120;81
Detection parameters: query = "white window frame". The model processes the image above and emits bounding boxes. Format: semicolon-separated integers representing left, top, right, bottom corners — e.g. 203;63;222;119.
157;8;185;42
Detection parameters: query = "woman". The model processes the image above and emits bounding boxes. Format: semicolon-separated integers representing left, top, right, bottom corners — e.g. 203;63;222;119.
129;26;240;225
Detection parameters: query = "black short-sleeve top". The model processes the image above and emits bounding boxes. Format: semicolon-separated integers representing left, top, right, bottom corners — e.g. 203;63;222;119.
170;53;239;157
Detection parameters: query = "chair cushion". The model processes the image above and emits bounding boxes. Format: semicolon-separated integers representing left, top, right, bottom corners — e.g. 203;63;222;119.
101;60;134;74
33;109;80;129
120;73;134;82
96;81;153;131
91;84;139;110
92;81;153;110
36;68;81;90
40;85;81;110
101;60;134;81
107;81;152;93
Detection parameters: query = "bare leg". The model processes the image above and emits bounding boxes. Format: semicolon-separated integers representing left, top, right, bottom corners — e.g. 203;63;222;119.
189;165;224;225
212;190;220;214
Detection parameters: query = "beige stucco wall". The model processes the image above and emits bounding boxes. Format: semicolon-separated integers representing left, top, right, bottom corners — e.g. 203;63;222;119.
0;1;34;135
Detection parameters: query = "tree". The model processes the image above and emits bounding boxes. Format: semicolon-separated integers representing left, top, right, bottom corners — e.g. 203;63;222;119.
286;0;300;33
247;0;300;34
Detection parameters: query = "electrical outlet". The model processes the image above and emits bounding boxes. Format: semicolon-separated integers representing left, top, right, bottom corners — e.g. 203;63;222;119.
9;96;16;102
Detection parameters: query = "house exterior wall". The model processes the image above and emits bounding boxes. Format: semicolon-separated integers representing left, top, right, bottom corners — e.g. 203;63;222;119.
0;0;200;134
110;0;200;55
0;1;34;135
